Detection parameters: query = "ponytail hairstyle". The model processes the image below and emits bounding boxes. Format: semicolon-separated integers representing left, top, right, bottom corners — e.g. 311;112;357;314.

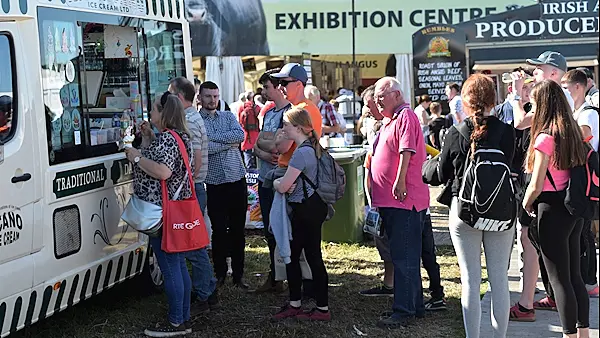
418;94;432;105
460;74;497;157
284;107;323;158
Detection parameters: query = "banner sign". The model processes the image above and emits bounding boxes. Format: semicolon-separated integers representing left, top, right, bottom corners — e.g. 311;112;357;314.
412;24;466;110
245;169;263;229
185;0;532;56
65;0;146;16
53;164;107;198
460;0;599;42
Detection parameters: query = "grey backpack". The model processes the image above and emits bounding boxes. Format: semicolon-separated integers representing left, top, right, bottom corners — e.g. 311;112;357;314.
299;143;346;219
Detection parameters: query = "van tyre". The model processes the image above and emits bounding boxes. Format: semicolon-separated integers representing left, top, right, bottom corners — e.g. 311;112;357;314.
138;245;164;294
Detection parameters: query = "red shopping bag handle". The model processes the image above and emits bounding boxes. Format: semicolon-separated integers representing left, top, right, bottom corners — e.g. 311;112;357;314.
161;129;197;202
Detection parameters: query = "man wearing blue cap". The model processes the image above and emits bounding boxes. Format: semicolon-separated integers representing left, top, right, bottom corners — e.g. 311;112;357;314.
511;51;575;130
270;63;323;168
267;63;325;321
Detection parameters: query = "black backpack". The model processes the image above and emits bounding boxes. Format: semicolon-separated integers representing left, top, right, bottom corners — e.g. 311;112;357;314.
547;143;600;220
456;122;516;231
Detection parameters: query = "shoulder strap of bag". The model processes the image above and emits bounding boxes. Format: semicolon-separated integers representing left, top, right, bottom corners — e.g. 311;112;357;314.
545;170;558;191
456;122;472;160
164;129;196;200
298;141;320;199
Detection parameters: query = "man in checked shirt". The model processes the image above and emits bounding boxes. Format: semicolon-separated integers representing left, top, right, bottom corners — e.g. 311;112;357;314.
199;81;249;289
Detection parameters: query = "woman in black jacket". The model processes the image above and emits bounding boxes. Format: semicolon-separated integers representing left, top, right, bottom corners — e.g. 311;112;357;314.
437;74;516;338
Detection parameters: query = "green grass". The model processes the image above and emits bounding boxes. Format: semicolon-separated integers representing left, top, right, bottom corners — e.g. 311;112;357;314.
13;235;489;338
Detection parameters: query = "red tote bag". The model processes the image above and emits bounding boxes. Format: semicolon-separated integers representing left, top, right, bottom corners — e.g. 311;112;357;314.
161;130;210;253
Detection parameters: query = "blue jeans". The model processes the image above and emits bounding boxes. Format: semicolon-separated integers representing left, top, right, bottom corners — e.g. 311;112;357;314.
258;182;277;283
149;236;191;325
185;182;216;301
195;182;207;213
380;207;425;319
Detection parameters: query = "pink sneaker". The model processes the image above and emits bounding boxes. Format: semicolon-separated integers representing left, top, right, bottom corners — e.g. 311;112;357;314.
587;285;599;298
509;303;535;322
271;304;302;322
533;296;557;311
296;308;332;321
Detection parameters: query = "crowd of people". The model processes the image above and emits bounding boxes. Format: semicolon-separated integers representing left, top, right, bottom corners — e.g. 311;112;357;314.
122;51;599;338
427;50;598;338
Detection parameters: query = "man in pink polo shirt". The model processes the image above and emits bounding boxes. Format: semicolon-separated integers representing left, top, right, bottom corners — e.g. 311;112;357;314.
371;77;430;329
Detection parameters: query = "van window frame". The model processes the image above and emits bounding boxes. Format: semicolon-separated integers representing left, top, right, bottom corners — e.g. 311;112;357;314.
37;7;186;165
0;32;18;145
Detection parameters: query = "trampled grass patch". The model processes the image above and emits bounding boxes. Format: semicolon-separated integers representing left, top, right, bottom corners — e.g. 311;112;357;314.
14;235;489;338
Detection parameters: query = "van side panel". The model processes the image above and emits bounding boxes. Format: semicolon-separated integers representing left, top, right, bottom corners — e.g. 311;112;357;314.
0;246;147;337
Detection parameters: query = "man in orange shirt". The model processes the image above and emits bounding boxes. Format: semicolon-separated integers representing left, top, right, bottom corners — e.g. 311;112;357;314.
271;63;323;166
270;63;322;299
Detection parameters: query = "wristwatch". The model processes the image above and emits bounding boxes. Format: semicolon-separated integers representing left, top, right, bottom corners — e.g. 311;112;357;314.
134;156;141;164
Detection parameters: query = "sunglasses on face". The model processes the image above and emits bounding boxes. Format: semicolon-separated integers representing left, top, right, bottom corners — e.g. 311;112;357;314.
279;79;300;87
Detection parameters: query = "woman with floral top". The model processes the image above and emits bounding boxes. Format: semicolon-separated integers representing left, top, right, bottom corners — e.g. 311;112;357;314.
125;92;194;337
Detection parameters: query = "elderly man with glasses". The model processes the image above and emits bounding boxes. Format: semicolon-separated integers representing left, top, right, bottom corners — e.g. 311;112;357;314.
370;77;430;329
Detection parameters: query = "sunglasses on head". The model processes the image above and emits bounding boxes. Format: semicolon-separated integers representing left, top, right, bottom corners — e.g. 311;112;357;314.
160;91;171;107
279;79;300;87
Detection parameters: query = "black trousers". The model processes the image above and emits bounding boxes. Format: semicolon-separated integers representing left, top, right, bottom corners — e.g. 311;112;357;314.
287;194;328;307
257;182;277;284
529;218;598;297
580;219;598;286
422;214;444;299
534;192;589;334
207;179;248;281
528;219;555;299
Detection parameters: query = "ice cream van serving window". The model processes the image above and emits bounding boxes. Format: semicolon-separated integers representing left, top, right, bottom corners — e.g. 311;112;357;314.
38;7;186;165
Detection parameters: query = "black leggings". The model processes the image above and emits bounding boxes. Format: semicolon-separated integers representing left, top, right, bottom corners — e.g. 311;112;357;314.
536;192;589;334
287;193;328;307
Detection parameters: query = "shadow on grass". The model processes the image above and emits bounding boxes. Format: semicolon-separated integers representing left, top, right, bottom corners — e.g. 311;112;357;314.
14;236;466;338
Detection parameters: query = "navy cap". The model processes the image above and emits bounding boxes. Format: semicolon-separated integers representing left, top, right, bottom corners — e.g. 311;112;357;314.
271;63;308;85
526;51;568;72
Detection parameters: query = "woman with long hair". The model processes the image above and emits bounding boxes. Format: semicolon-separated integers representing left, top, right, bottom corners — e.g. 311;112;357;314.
437;74;516;337
522;80;589;338
271;107;330;322
125;92;195;337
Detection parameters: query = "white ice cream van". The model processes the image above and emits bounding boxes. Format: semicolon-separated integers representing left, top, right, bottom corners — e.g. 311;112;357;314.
0;0;193;335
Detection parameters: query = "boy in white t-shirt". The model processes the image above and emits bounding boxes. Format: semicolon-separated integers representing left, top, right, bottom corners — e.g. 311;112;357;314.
562;69;600;151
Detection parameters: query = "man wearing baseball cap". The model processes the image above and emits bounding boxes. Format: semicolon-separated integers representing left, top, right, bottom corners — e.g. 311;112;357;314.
576;67;599;108
511;51;575;130
265;63;323;310
271;63;323;166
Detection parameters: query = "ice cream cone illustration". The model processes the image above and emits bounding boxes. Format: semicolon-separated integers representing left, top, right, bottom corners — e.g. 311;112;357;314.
62;28;68;53
70;28;76;54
